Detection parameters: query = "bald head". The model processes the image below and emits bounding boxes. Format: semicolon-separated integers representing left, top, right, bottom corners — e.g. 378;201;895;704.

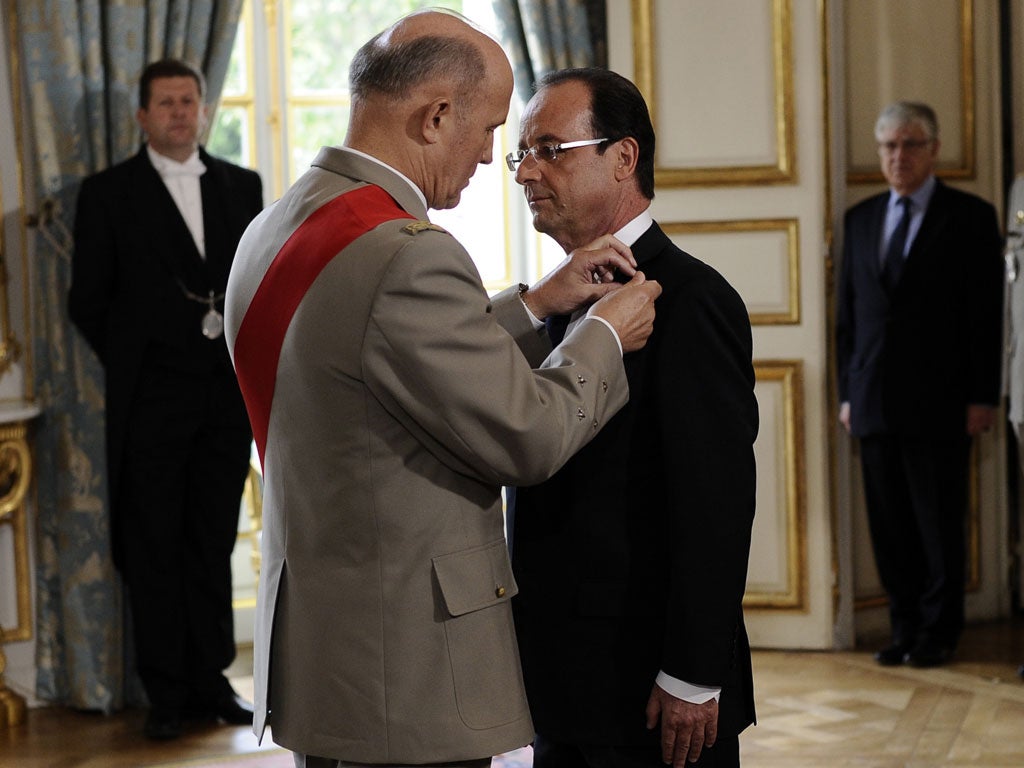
344;10;513;210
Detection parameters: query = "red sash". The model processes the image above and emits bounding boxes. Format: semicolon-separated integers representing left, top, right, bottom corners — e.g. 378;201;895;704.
233;185;415;466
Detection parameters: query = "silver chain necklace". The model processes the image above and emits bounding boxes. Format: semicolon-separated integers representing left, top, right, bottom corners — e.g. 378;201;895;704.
177;279;225;339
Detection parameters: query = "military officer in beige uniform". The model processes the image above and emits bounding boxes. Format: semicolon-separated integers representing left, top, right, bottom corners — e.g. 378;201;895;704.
224;10;661;768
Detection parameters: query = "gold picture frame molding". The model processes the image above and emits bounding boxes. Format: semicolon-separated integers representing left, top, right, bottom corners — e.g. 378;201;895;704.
846;0;975;184
662;218;801;325
744;360;807;610
632;0;796;187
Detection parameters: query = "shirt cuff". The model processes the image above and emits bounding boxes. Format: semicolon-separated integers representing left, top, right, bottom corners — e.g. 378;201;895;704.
518;285;544;330
584;315;623;357
655;671;721;704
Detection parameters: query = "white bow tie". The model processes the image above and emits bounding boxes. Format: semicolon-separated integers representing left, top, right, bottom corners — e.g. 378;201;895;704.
153;153;207;179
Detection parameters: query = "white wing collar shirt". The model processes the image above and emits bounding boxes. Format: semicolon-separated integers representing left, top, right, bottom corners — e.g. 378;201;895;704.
148;144;207;258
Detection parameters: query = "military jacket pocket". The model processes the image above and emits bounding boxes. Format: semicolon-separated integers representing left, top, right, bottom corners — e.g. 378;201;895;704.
432;539;529;730
432;538;518;616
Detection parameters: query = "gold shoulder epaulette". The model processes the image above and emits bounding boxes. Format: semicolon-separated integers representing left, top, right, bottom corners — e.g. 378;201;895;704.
402;220;449;235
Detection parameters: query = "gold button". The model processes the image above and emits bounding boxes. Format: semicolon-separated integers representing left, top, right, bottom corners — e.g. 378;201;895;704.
495;586;506;598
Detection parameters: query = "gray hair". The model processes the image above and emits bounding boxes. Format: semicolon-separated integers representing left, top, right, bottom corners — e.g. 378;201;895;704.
874;101;939;141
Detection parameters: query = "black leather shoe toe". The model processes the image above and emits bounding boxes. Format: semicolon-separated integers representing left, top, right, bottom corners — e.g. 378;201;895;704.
212;694;255;725
144;707;183;740
905;642;952;668
873;643;910;666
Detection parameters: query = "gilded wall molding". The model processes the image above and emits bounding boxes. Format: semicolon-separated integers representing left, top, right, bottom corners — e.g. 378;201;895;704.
661;218;800;325
632;0;796;187
846;0;975;184
744;360;807;609
3;0;31;396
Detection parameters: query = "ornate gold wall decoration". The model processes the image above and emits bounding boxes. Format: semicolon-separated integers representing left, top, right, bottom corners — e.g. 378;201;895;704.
632;0;796;186
0;420;33;727
845;0;975;183
662;218;801;325
745;360;807;609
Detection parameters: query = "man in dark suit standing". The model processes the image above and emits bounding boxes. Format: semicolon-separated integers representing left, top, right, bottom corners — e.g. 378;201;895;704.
837;101;1003;669
507;68;758;768
69;59;263;740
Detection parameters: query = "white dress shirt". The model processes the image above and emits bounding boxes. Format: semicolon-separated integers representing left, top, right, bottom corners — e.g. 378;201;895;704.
148;145;207;258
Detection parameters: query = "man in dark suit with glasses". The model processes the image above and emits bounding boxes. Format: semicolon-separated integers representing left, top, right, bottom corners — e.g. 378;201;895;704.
837;101;1002;670
507;67;758;768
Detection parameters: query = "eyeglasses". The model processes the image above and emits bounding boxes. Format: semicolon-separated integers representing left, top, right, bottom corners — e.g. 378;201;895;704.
505;138;609;171
877;138;933;155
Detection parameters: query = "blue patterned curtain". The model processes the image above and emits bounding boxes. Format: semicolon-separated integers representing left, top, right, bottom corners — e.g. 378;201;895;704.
491;0;607;105
14;0;243;712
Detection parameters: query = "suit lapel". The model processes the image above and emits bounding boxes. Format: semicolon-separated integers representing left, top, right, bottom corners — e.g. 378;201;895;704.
905;180;949;265
619;221;670;281
866;195;888;282
199;152;233;290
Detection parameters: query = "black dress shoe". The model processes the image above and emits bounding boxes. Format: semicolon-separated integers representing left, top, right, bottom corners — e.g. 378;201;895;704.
873;643;910;666
905;641;952;668
144;707;183;740
209;693;255;725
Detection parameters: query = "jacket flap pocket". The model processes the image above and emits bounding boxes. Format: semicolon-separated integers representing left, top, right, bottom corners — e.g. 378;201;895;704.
433;539;518;617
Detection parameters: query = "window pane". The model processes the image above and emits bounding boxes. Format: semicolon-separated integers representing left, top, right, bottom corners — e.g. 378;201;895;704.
222;27;248;96
289;105;351;182
208;106;250;167
288;0;462;95
433;160;509;287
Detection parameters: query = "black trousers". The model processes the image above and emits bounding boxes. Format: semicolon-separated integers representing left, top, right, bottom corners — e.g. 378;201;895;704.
119;364;252;709
859;432;971;649
532;734;740;768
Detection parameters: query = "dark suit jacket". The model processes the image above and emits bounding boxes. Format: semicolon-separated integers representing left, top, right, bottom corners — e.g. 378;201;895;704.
836;180;1003;437
69;146;263;552
511;222;758;746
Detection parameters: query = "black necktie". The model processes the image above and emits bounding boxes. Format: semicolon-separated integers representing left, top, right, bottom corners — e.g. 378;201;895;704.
546;314;571;346
882;196;912;293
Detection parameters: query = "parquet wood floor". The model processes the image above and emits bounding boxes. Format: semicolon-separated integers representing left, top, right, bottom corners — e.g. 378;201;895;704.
1;619;1022;767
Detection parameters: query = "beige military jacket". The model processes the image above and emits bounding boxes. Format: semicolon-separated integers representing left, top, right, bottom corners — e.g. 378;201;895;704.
224;147;628;763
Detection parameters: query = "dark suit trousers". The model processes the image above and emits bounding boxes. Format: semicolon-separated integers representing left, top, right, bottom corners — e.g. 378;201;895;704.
119;360;252;708
533;733;740;768
859;433;970;648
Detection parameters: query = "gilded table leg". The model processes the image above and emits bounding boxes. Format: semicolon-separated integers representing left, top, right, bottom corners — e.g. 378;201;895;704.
0;647;25;726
